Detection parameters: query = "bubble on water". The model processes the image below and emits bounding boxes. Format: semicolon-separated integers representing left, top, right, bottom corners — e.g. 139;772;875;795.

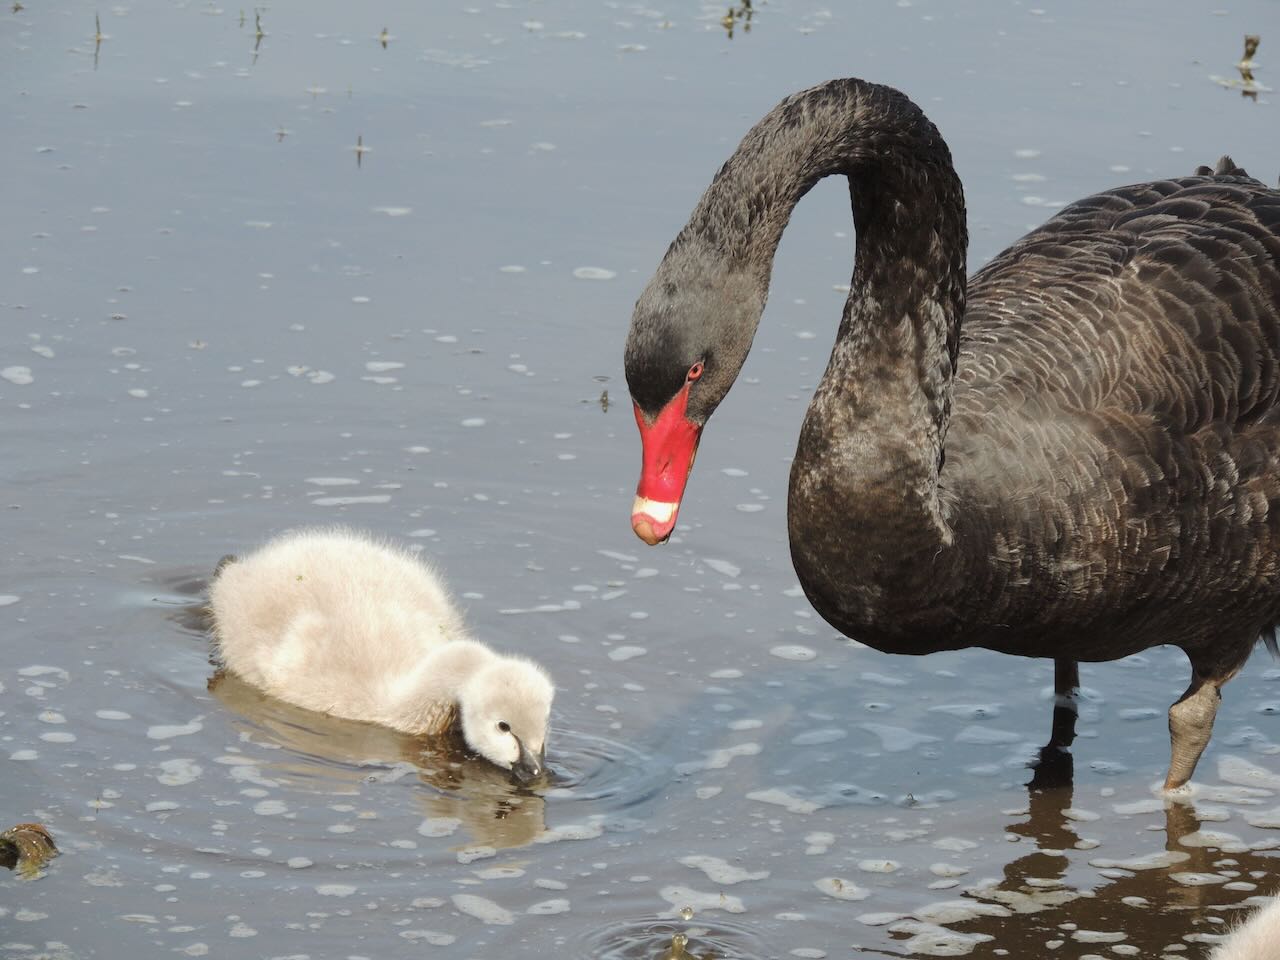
96;709;131;720
535;818;606;844
457;846;496;864
500;264;527;273
676;741;761;774
1071;929;1127;944
229;923;257;938
659;886;745;915
573;266;616;280
1244;806;1280;829
1062;807;1101;822
747;788;821;815
608;646;647;662
253;800;288;816
702;557;741;578
372;206;412;217
0;595;20;606
933;837;978;853
452;893;515;925
40;731;76;743
814;877;869;901
287;857;313;869
365;361;404;373
929;863;968;878
400;930;457;944
861;670;908;687
317;884;357;897
1014;148;1041;158
860;723;940;752
2;366;34;385
10;749;38;760
305;477;360;486
527;899;570;915
858;859;900;874
890;920;993;955
146;801;179;812
148;718;203;740
157;758;202;786
419;817;461;838
1219;754;1280;791
771;645;816;661
953;725;1023;746
791;728;846;746
1089;850;1190;871
679;855;769;885
312;495;391;506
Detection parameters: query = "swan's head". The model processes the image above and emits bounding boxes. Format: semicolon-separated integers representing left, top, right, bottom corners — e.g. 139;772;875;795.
457;658;554;783
624;251;763;545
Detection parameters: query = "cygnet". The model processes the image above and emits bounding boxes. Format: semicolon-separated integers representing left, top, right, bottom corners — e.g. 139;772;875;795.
208;527;553;781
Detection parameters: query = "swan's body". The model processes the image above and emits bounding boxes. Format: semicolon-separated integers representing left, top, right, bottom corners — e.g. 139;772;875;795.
624;79;1280;789
208;528;553;780
1211;896;1280;959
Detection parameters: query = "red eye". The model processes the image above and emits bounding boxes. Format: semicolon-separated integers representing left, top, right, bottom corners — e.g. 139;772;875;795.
687;361;704;382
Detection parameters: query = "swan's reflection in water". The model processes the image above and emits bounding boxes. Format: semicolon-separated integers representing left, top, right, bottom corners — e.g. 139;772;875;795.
935;775;1280;958
208;670;547;850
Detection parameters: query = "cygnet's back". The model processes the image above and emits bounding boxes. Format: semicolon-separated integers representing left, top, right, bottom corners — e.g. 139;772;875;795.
209;527;468;730
1210;895;1280;960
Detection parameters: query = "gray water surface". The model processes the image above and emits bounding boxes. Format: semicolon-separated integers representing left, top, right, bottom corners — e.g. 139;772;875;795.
3;1;1279;957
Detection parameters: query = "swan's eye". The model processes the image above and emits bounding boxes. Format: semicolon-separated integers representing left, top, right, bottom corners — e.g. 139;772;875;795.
687;361;704;382
497;721;511;733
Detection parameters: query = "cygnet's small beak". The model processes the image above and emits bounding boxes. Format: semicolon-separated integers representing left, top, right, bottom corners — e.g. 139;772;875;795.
510;737;544;783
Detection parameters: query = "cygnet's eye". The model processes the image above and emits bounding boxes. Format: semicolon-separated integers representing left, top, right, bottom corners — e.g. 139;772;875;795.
497;721;511;733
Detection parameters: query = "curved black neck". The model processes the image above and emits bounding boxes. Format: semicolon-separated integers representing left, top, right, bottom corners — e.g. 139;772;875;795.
677;80;970;629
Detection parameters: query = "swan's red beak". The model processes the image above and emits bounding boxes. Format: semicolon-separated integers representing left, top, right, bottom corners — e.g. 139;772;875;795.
631;389;701;545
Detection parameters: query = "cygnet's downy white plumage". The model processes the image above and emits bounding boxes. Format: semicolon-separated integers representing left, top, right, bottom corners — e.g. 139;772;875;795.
208;528;553;781
1210;896;1280;960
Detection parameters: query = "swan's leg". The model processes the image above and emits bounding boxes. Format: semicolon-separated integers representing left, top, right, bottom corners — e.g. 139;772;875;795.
1029;658;1079;790
1165;673;1221;791
1048;658;1080;751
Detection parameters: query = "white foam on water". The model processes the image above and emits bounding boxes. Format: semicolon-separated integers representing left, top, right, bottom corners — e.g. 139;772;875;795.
452;893;515;925
748;788;821;815
861;723;941;752
418;817;461;837
526;899;570;915
157;759;202;786
316;884;357;897
814;877;869;901
658;885;745;915
148;718;203;740
771;645;817;661
572;266;616;280
678;854;769;884
2;366;34;385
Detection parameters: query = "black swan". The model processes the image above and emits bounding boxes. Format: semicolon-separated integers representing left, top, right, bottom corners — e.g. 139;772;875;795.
623;79;1280;790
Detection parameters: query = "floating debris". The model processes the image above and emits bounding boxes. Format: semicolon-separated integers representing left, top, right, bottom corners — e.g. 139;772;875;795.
1211;34;1270;98
1;822;58;878
721;0;754;40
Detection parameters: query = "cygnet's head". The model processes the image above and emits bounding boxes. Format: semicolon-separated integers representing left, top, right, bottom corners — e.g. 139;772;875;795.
458;657;554;783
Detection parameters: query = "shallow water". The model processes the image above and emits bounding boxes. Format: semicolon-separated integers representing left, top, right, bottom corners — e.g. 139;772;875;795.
3;1;1278;957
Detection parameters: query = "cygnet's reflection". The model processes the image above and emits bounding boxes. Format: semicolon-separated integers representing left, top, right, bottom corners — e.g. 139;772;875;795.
208;669;548;850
